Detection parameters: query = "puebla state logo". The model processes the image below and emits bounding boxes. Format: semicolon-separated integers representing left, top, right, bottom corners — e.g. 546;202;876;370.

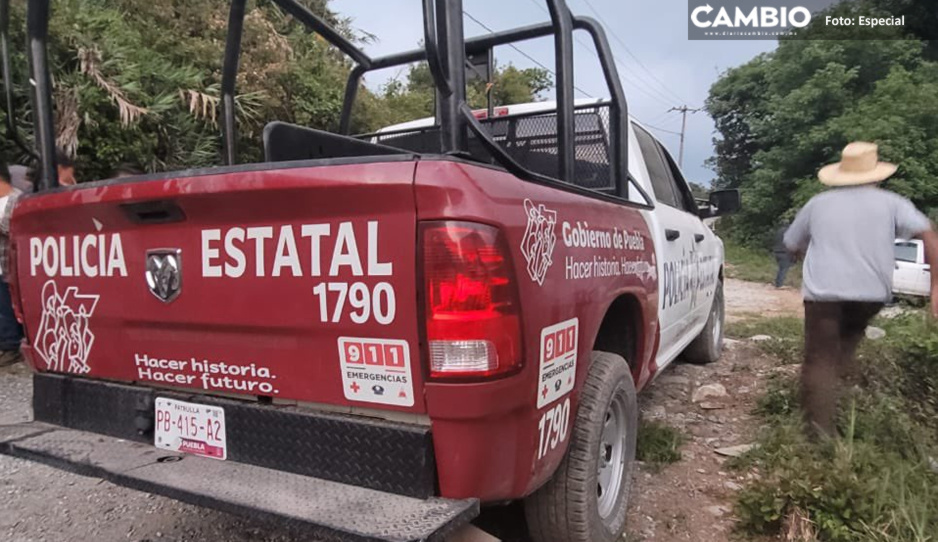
521;199;558;286
34;280;100;374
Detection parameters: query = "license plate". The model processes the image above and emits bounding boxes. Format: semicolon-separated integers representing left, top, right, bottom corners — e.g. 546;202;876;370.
154;398;227;460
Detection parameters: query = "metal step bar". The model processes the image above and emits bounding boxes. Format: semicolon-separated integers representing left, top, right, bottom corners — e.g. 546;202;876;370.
0;422;478;542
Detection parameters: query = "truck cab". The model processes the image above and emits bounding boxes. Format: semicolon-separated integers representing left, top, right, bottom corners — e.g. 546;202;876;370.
0;2;739;542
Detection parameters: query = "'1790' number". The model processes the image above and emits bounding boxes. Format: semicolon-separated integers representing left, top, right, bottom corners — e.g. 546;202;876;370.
537;398;571;460
313;282;396;325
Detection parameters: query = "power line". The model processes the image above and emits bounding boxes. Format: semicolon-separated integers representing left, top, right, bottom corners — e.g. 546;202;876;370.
463;7;676;135
463;10;594;99
644;123;682;137
522;0;674;108
577;0;691;106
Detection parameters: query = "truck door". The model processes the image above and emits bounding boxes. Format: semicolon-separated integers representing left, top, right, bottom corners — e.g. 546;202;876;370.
912;241;932;295
893;240;918;294
633;125;697;359
894;240;930;296
659;146;719;328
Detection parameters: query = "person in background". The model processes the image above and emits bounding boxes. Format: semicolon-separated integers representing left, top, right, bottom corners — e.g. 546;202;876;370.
56;149;77;186
8;164;33;193
113;163;144;178
784;142;938;438
0;161;23;367
772;219;792;288
28;148;77;188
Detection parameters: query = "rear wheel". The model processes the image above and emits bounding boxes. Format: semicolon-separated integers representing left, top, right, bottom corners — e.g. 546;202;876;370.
684;280;725;364
524;351;638;542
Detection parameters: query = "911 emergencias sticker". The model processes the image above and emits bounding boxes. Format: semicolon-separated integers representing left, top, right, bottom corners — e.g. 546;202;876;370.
338;337;414;407
537;318;579;409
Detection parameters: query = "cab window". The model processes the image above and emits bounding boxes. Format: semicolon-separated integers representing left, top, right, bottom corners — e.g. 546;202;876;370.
659;145;699;214
633;124;679;208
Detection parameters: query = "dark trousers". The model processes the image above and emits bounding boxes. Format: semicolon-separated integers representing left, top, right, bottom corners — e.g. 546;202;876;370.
0;278;22;351
774;252;792;288
801;301;883;436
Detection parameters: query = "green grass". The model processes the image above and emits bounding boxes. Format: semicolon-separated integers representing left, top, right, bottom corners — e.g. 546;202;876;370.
727;315;804;365
726;315;803;340
636;419;685;470
732;314;938;542
724;240;803;287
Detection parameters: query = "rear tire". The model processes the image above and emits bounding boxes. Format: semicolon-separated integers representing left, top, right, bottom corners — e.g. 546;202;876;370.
524;351;638;542
684;280;725;364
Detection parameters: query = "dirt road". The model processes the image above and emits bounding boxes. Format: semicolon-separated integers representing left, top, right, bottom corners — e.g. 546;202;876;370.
0;279;797;541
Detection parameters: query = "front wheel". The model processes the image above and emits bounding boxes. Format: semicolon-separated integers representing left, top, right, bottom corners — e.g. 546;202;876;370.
684;279;725;364
524;351;638;542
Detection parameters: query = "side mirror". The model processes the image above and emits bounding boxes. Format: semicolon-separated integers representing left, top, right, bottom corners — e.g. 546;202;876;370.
699;189;742;218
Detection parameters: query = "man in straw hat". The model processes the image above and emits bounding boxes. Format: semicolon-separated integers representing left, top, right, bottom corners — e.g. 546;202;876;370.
784;142;938;437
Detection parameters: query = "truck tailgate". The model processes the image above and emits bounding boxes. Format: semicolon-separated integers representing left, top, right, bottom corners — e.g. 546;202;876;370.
10;161;425;413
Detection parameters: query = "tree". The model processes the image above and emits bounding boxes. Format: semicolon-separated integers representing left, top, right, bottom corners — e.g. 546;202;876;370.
372;61;552;128
706;0;938;243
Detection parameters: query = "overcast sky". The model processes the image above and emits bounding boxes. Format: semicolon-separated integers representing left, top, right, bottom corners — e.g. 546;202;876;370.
331;0;777;186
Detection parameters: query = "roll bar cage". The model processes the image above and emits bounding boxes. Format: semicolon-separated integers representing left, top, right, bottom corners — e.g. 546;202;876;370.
16;0;632;199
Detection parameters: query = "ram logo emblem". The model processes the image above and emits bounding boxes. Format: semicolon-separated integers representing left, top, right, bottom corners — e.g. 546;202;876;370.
145;249;182;303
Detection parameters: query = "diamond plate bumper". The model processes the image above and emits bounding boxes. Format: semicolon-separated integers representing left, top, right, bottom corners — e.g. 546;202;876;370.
0;422;479;542
33;373;437;498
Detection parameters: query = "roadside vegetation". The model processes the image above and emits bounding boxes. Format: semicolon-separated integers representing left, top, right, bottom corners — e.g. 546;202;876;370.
723;240;802;288
728;313;938;542
636;419;685;471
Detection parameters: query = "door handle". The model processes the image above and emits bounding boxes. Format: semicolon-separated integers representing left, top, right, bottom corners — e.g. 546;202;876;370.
694;233;705;243
665;229;680;241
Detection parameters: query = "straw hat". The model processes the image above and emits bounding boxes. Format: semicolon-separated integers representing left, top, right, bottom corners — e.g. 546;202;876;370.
818;142;897;186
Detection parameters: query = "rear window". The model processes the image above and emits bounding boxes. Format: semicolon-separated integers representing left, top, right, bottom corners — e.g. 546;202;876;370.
895;242;919;263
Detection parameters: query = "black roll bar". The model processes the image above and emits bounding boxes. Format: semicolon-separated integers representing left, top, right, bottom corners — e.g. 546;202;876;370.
272;0;371;68
338;64;366;135
432;0;468;154
0;0;35;159
25;0;56;189
546;0;575;183
24;0;632;199
222;0;372;165
575;17;628;195
333;13;632;197
422;0;451;99
221;0;246;166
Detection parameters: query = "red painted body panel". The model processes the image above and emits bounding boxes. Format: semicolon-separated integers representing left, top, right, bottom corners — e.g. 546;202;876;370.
414;160;657;500
12;162;425;413
9;157;658;503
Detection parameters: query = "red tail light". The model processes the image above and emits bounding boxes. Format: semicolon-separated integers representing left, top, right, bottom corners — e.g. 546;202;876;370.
420;221;523;379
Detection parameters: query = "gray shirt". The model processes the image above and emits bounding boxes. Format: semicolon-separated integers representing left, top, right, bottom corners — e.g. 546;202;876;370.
784;185;931;302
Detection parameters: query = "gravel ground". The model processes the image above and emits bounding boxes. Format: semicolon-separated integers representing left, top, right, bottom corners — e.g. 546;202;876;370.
0;363;310;542
724;277;803;322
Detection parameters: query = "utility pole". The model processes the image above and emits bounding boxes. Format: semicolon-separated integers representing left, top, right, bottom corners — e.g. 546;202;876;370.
668;105;703;167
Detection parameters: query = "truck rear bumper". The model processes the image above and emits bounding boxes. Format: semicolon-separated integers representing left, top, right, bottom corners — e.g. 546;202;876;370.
32;373;436;498
0;421;478;542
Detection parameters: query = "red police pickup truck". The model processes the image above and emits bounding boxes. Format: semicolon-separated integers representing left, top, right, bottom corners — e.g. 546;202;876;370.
0;2;739;542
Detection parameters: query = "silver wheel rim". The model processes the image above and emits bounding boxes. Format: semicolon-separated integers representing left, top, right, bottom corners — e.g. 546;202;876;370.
596;390;628;519
712;291;723;346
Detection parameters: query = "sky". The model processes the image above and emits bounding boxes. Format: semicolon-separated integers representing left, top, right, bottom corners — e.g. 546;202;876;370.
331;0;777;186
